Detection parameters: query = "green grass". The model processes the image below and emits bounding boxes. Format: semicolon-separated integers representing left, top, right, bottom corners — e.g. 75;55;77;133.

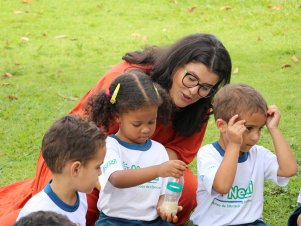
0;0;300;225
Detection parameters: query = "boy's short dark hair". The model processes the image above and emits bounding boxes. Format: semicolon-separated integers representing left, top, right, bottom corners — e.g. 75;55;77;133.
42;115;106;173
14;211;76;226
213;84;268;122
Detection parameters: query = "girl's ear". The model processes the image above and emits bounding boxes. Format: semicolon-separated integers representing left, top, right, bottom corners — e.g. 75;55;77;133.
216;118;227;133
70;161;82;177
115;113;120;124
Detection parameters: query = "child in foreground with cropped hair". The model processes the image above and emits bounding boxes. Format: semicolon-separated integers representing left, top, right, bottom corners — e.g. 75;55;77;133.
14;211;76;226
16;115;107;226
86;71;187;225
190;83;298;226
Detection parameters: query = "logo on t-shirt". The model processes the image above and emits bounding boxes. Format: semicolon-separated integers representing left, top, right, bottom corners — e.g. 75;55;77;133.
228;181;253;200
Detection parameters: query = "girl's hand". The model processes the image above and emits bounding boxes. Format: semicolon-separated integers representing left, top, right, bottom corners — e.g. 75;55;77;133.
157;160;186;178
157;204;183;223
226;114;246;146
266;105;280;130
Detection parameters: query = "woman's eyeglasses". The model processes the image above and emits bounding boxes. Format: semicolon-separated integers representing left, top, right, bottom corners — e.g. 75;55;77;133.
182;69;217;98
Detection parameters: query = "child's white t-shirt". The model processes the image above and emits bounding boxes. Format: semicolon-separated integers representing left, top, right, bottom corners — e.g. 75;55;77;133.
16;181;87;226
190;142;289;226
97;135;169;221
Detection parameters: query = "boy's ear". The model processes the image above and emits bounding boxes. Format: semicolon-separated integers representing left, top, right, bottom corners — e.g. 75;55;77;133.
70;161;82;177
216;118;227;133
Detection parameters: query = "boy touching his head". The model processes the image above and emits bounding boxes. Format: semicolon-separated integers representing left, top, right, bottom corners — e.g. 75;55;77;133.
190;84;298;226
16;115;106;226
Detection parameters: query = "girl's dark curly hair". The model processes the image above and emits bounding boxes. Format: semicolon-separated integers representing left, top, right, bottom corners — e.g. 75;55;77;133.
86;70;172;132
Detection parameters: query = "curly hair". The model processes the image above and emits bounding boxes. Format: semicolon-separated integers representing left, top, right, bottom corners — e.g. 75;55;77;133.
86;70;173;132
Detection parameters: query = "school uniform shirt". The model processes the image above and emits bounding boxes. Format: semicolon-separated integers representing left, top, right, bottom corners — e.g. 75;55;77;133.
190;142;289;226
16;181;87;226
97;135;169;221
298;188;301;203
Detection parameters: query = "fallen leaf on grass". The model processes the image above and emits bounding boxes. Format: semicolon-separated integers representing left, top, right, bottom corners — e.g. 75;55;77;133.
7;95;18;100
57;93;79;101
281;64;291;68
22;0;32;3
15;10;30;14
55;35;67;39
1;83;12;86
268;5;282;10
131;33;148;42
21;36;29;42
233;67;239;74
187;6;197;13
14;10;24;14
221;6;232;10
3;72;13;78
291;55;299;63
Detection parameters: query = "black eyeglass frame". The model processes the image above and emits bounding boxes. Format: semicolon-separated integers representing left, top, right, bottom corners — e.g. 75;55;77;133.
182;70;218;98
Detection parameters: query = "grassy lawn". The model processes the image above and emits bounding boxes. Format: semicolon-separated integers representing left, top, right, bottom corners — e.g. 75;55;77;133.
0;0;300;225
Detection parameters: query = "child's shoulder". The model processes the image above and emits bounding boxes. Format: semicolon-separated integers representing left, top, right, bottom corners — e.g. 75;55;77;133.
197;143;217;157
150;139;165;149
249;144;273;155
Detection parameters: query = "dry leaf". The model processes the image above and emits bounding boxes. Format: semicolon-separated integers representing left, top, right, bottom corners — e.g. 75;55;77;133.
233;67;239;74
281;64;291;68
268;5;282;10
1;83;12;86
3;72;13;78
57;93;78;101
142;35;148;42
291;55;299;63
15;10;29;14
7;95;18;100
21;36;29;42
131;32;141;39
14;10;24;14
221;6;232;10
55;35;67;39
187;6;197;13
22;0;31;3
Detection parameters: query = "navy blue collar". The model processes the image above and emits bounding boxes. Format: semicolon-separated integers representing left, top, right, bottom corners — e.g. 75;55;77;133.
44;180;80;212
110;134;152;151
212;141;249;163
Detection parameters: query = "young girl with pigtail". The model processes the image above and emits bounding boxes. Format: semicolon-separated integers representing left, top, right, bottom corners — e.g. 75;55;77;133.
87;70;187;226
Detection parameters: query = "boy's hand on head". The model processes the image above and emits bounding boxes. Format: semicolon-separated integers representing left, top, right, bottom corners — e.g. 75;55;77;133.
226;115;246;146
157;160;186;178
266;105;280;131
